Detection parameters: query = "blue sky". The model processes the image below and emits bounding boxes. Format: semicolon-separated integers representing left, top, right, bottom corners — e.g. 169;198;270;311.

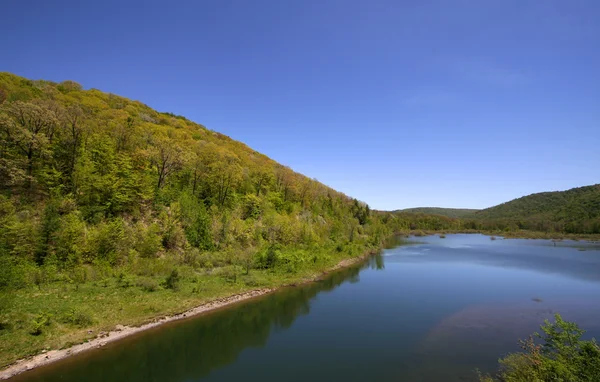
3;0;599;210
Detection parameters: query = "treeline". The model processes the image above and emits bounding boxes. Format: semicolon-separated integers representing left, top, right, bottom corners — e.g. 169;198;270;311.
471;184;600;235
0;72;391;291
2;71;596;293
395;207;478;219
393;184;600;235
462;218;600;235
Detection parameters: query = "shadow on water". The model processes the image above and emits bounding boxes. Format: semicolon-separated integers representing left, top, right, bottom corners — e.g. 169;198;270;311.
13;254;384;382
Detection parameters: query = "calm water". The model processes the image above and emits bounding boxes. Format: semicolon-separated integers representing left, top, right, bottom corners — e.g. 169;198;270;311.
13;234;600;382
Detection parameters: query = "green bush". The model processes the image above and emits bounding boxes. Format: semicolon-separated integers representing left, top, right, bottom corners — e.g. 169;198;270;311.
137;278;159;292
133;223;163;258
61;309;93;328
242;194;262;220
481;314;600;381
117;271;134;288
163;269;180;290
30;312;52;336
86;219;125;265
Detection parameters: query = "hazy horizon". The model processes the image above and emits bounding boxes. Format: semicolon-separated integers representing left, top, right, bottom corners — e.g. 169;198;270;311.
4;0;599;210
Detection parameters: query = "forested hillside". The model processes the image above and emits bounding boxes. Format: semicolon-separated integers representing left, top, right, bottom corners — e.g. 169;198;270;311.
1;72;596;368
0;72;413;366
0;72;398;291
397;207;478;219
469;185;600;234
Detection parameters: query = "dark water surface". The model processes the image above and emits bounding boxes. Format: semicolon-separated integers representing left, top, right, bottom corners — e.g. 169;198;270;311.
13;234;600;382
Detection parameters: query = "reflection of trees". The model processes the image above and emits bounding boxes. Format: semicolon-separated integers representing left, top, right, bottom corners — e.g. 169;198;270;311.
18;263;371;382
370;254;385;270
383;235;408;249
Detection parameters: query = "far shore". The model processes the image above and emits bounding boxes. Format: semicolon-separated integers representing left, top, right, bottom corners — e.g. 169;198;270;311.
0;251;376;380
406;229;600;242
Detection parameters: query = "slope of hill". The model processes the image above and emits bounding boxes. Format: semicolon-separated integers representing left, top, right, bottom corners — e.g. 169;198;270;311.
472;185;600;234
397;207;479;219
0;72;394;367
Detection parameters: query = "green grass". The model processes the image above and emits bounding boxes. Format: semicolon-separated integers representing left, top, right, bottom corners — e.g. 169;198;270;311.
0;242;374;368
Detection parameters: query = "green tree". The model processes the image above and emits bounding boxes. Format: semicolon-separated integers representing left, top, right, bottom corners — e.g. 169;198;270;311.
0;101;58;187
482;314;600;381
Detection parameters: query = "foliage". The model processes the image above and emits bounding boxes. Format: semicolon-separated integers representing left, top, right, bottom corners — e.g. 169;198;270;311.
30;312;52;336
60;309;94;328
163;269;181;290
0;72;389;291
397;207;479;219
0;72;445;368
470;185;600;234
481;314;600;381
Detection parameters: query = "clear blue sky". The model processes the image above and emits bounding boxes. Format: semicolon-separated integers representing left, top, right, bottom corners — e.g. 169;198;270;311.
3;0;599;210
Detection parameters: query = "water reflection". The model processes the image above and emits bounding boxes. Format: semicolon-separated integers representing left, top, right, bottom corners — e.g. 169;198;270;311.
14;256;380;382
13;235;600;382
389;234;600;283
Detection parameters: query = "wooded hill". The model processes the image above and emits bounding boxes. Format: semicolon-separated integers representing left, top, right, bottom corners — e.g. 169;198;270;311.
0;72;393;292
2;72;596;367
468;184;600;234
396;207;479;219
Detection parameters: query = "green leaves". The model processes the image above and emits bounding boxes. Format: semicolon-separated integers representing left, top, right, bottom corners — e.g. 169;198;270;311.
0;71;398;293
485;314;600;381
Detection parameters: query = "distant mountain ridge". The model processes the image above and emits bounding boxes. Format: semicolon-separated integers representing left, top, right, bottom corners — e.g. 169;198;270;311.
474;184;600;222
395;185;600;234
396;207;479;219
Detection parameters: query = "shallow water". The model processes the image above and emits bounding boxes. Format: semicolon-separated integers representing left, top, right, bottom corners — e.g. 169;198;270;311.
13;234;600;382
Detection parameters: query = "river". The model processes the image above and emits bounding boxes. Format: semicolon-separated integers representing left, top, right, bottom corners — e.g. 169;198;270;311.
12;234;600;381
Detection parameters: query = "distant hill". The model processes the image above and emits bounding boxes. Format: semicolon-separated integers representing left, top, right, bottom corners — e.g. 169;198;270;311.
475;185;600;220
472;184;600;234
397;207;479;219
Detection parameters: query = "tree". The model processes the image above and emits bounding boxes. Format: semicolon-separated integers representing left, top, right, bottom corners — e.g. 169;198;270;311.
482;314;600;381
115;116;135;152
151;137;184;189
204;149;242;207
250;168;273;196
352;199;370;225
0;101;58;187
54;105;86;188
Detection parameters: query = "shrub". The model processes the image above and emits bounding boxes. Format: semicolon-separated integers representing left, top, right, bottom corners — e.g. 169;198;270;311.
133;223;163;258
242;274;259;287
117;271;134;288
179;193;213;250
30;312;52;336
220;267;238;283
163;269;180;290
159;208;187;251
61;309;93;328
481;314;600;381
137;278;159;292
87;219;125;265
242;194;262;220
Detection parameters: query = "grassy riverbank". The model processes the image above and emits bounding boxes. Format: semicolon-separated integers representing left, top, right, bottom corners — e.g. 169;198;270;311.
0;242;377;370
